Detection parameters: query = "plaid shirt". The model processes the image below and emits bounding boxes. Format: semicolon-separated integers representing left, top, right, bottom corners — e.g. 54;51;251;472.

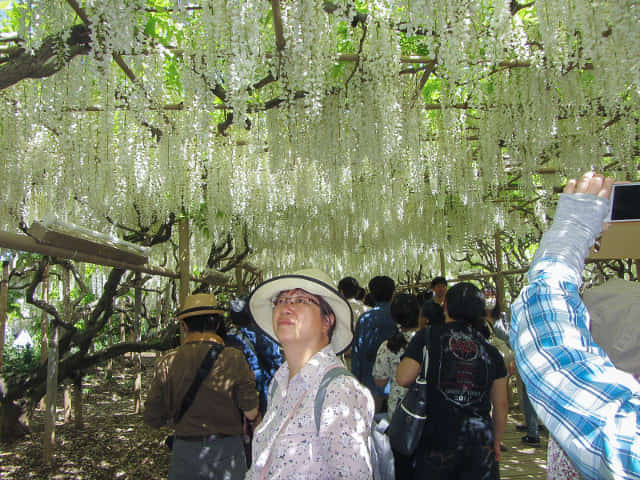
511;257;640;480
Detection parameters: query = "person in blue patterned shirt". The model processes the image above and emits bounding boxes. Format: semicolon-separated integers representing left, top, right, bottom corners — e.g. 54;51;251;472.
510;172;640;480
227;296;283;414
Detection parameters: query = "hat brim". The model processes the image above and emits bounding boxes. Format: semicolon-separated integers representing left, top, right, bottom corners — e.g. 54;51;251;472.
177;306;225;321
248;273;353;355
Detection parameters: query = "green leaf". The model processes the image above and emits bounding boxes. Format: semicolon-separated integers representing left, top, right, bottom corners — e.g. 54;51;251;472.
143;17;156;37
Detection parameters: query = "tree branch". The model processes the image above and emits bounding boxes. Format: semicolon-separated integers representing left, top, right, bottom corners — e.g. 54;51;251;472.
0;24;91;91
511;0;535;15
5;324;180;404
25;259;75;331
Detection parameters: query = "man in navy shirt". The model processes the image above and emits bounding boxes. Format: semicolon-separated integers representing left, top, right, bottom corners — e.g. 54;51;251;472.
351;275;397;412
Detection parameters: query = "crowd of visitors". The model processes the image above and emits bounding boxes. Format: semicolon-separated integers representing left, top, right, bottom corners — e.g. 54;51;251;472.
142;172;639;480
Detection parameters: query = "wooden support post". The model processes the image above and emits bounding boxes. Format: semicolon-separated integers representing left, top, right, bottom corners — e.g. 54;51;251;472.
43;266;69;464
179;219;190;305
63;267;74;418
134;274;143;414
439;249;446;277
73;375;83;429
156;293;162;330
63;381;72;424
162;284;171;329
40;264;49;366
39;264;50;412
159;285;170;360
494;232;506;312
179;218;190;341
235;266;246;295
120;308;126;343
107;312;114;374
271;0;286;51
0;261;9;372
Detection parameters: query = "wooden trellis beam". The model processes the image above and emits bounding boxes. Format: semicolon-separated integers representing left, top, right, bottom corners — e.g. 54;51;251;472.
0;230;228;285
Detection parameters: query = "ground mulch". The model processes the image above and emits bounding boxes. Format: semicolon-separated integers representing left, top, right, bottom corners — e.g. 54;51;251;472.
1;356;548;479
0;355;171;479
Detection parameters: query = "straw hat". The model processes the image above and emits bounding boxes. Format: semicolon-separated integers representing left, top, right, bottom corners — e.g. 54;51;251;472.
248;268;353;355
177;293;225;321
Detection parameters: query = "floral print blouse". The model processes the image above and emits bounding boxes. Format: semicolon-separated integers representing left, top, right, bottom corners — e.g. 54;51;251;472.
372;330;416;418
547;436;583;480
246;345;375;479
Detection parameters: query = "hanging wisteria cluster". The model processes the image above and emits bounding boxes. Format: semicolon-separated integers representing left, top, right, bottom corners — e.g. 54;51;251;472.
0;0;638;281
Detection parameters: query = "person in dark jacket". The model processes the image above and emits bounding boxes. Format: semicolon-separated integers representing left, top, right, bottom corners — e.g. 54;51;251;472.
351;275;397;412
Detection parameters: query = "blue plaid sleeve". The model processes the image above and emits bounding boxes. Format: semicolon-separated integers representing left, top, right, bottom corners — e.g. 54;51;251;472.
511;258;640;480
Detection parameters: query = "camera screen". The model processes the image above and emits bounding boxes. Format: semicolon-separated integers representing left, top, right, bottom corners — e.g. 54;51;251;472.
610;184;640;222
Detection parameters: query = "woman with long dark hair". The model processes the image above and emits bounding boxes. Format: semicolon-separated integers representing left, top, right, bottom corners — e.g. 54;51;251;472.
373;293;421;419
372;293;421;478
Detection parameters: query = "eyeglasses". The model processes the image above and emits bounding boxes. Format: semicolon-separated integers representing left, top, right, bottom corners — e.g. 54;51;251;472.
271;295;321;308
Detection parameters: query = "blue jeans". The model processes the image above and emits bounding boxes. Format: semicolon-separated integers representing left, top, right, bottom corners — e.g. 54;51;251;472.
168;435;247;480
522;385;539;438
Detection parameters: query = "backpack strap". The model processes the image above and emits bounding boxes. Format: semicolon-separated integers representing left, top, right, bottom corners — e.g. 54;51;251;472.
314;366;352;431
268;377;278;405
268;364;353;432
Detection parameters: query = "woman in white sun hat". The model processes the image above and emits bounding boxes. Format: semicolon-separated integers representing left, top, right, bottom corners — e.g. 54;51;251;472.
246;268;375;480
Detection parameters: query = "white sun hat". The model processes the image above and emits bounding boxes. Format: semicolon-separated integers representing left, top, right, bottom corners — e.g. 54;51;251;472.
248;268;353;355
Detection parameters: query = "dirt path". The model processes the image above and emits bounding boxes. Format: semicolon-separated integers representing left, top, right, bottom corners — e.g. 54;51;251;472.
0;355;171;480
1;354;548;479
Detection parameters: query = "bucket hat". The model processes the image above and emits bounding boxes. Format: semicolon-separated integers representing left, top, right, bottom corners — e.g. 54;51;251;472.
177;293;225;321
248;268;353;354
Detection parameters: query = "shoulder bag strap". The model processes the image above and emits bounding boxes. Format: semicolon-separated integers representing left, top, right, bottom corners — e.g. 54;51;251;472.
175;342;224;424
426;324;441;387
259;387;310;480
417;326;431;383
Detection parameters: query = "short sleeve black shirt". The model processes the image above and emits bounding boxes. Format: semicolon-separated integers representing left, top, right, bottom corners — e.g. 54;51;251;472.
403;321;507;450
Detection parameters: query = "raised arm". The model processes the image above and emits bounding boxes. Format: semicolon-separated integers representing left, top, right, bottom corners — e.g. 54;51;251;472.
510;173;640;480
